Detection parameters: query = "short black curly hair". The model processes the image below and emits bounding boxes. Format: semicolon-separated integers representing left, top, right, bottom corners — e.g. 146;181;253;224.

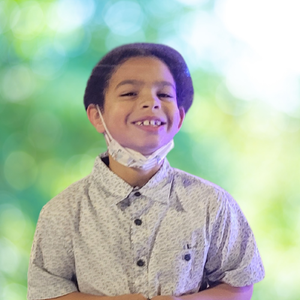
84;43;194;113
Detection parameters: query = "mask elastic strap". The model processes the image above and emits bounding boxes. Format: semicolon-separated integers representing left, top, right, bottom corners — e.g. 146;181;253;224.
96;105;113;144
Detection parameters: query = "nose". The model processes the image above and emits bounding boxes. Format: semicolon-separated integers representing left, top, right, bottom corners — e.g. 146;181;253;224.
140;93;161;110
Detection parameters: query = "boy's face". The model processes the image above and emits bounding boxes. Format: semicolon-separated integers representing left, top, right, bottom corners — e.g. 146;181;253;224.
99;56;185;156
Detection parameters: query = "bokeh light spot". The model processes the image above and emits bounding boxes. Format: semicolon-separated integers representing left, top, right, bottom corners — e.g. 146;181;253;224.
237;105;283;139
0;35;9;66
2;282;27;300
104;1;144;36
2;133;27;160
0;0;18;34
215;81;252;116
177;10;234;71
216;0;300;73
225;53;300;116
0;204;26;242
53;28;91;57
275;115;300;133
46;0;95;33
4;151;38;190
0;273;7;300
31;43;66;79
1;65;35;102
0;238;21;275
28;111;62;150
176;0;208;6
9;1;44;40
144;0;182;19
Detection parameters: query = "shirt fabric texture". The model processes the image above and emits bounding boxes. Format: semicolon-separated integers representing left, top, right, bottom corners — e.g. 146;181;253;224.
27;153;265;300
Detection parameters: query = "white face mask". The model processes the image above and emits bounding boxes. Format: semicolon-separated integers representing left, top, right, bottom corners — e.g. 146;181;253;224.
96;105;174;170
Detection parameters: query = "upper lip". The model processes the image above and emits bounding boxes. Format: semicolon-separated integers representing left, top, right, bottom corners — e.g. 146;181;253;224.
132;116;166;124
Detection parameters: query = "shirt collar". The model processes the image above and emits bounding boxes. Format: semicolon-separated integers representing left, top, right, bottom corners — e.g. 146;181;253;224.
91;152;174;207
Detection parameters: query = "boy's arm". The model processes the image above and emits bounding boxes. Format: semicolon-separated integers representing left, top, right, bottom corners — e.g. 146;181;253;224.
44;284;252;300
200;191;264;292
41;284;252;300
152;283;253;300
45;292;147;300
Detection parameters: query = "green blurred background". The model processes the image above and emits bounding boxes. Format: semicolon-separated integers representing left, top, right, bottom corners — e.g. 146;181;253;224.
1;0;300;299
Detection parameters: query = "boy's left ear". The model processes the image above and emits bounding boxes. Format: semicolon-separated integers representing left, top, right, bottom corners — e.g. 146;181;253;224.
87;104;105;133
178;106;185;129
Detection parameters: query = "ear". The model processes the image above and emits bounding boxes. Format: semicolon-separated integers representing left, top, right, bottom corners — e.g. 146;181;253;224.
177;106;185;129
87;104;105;133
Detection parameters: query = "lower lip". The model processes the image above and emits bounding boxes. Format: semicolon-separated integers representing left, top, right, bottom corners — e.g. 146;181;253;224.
134;124;165;132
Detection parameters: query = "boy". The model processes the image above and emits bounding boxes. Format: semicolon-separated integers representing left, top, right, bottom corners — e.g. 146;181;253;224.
27;43;264;300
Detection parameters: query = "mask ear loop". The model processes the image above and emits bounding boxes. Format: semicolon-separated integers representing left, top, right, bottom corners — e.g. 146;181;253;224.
96;105;113;144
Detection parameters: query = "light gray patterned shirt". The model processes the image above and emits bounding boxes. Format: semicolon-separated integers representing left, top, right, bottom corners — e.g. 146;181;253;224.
27;154;264;300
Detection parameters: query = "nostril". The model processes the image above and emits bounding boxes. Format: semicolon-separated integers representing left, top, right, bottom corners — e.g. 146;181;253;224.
141;102;160;109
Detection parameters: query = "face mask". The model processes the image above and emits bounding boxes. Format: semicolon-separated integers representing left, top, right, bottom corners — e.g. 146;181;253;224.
96;105;174;170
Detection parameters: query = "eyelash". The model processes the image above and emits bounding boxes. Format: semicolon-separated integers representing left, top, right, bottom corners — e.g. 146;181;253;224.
158;93;173;98
120;92;173;98
121;92;136;97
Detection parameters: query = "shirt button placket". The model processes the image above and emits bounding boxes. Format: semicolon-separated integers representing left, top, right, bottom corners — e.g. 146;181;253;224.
130;191;148;295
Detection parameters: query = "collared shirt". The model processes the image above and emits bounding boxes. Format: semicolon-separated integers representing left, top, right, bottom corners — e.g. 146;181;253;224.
27;154;265;300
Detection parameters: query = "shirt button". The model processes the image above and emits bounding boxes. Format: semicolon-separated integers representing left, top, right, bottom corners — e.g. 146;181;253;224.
134;219;142;226
134;191;141;197
137;259;145;267
184;254;191;261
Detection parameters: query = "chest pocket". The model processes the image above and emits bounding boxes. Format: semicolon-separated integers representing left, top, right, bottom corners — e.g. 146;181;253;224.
149;247;206;297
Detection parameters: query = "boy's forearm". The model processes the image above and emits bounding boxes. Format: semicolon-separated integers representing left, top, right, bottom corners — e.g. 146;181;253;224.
41;284;253;300
152;283;253;300
46;292;147;300
46;292;101;299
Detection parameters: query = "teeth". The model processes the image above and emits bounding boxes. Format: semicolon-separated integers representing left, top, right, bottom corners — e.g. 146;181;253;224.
135;120;163;126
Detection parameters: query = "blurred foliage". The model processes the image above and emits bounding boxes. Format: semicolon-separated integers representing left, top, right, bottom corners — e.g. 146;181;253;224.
1;0;300;299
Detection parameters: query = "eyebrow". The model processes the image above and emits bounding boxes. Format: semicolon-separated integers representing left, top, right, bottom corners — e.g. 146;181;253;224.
115;80;176;91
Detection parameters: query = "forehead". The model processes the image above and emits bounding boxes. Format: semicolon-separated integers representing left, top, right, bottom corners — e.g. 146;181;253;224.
108;56;175;87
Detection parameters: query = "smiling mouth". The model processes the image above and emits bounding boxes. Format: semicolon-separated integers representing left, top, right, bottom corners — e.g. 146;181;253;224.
133;120;166;127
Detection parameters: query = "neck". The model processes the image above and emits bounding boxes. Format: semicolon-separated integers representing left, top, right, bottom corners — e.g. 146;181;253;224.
108;153;163;187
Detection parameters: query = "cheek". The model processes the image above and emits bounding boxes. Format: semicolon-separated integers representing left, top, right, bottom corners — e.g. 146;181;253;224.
105;107;130;130
172;109;181;126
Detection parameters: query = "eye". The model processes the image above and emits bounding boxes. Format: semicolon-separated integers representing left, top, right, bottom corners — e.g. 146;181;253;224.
158;93;174;99
158;93;170;97
120;92;137;97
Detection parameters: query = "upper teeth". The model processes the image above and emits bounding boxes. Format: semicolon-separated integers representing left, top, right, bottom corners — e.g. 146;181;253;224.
136;120;162;126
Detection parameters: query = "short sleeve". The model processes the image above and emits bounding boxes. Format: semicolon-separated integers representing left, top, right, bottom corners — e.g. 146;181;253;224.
204;191;265;287
27;205;78;300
